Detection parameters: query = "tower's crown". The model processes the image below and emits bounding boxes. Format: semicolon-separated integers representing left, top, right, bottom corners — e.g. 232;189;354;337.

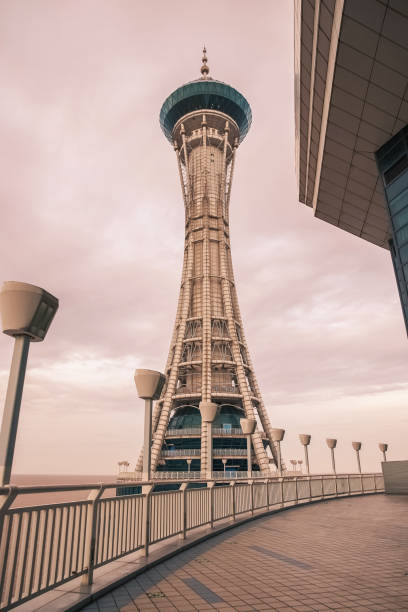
160;49;252;144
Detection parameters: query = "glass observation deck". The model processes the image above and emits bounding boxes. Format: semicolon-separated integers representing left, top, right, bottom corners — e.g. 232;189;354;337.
160;78;252;144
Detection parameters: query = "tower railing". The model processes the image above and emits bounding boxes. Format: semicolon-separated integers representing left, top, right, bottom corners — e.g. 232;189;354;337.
165;427;267;437
0;472;384;610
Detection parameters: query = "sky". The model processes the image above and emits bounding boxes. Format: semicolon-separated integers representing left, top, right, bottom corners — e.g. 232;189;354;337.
0;0;406;477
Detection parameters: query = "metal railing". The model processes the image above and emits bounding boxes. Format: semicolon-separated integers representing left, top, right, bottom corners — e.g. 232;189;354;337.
161;448;247;458
165;428;267;437
212;385;239;394
162;449;200;457
166;428;201;436
0;473;384;610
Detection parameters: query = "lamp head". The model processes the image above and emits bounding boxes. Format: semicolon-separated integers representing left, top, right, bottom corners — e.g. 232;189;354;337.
379;443;388;452
352;441;362;451
134;369;165;400
270;428;285;442
240;417;256;435
0;281;58;342
299;434;311;446
326;438;337;449
199;401;219;423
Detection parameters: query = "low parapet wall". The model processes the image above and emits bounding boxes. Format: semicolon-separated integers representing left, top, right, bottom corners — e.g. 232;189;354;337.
382;460;408;494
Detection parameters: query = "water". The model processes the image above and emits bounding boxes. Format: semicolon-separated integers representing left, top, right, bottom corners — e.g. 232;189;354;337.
8;474;117;508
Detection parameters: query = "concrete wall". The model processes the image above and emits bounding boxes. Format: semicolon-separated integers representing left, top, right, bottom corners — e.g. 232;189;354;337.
382;461;408;494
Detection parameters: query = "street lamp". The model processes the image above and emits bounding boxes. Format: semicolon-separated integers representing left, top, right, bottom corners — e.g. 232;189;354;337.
271;428;285;476
290;459;297;472
240;418;256;478
352;441;362;473
326;439;337;474
297;459;303;473
134;369;165;481
299;434;311;474
199;401;219;480
0;281;58;486
379;443;388;462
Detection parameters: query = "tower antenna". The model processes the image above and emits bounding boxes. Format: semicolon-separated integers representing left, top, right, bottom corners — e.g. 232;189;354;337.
201;45;209;79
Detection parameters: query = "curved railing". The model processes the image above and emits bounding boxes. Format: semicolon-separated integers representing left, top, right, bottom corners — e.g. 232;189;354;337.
0;473;384;610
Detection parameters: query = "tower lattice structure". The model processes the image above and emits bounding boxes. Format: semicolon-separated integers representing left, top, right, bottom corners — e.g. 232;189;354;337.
135;50;281;476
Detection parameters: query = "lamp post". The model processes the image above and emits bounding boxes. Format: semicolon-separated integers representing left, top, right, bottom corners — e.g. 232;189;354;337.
379;443;388;462
326;439;337;474
134;369;165;482
199;401;219;480
290;459;297;473
240;418;256;478
271;428;285;476
299;434;311;474
297;460;303;474
352;441;362;473
0;281;58;486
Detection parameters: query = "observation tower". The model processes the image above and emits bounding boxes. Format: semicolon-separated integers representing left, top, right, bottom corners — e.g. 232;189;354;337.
135;49;281;477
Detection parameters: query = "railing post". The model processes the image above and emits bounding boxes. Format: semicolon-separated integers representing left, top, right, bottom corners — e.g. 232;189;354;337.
280;477;284;508
321;475;324;498
294;477;298;504
142;484;154;557
250;480;254;516
0;486;18;543
230;481;236;521
373;473;377;492
209;482;215;528
265;479;270;510
308;475;312;500
334;474;338;497
179;483;188;540
361;473;364;494
81;485;104;586
347;474;351;496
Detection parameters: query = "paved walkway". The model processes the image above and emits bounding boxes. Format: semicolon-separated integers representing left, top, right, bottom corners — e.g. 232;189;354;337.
83;495;408;611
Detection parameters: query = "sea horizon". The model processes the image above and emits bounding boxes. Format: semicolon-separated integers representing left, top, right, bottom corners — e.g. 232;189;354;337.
7;473;120;508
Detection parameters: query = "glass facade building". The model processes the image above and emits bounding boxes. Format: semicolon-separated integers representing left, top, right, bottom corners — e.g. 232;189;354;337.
376;126;408;334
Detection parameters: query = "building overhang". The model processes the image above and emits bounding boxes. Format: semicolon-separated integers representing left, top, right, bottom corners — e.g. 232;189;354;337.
295;0;408;249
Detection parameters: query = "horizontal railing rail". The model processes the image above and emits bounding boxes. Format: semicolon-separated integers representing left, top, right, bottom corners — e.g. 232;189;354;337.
0;472;384;610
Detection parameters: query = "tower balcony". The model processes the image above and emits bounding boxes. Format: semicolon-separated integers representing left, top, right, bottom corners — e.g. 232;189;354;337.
162;448;248;458
173;386;201;397
165;427;268;438
162;449;200;457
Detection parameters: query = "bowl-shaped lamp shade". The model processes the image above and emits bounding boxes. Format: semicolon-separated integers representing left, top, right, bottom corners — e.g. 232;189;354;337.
271;428;285;442
299;434;311;446
379;443;388;452
199;401;219;423
326;438;337;449
134;369;165;400
240;418;256;435
352;441;362;451
0;281;58;342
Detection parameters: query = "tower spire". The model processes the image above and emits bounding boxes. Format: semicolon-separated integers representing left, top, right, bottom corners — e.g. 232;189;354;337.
201;46;209;79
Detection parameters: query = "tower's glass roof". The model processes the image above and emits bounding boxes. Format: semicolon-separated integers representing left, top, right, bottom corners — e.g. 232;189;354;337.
160;78;252;144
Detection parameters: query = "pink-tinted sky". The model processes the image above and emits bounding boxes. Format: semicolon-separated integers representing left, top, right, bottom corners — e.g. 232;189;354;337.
0;1;406;476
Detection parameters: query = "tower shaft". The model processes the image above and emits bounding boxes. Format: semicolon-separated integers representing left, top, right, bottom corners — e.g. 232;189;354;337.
135;109;279;476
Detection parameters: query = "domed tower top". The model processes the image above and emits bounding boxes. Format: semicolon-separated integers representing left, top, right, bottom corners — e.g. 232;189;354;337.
159;48;252;145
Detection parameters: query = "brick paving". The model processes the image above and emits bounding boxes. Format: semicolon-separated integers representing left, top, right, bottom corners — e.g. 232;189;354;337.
83;495;408;611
